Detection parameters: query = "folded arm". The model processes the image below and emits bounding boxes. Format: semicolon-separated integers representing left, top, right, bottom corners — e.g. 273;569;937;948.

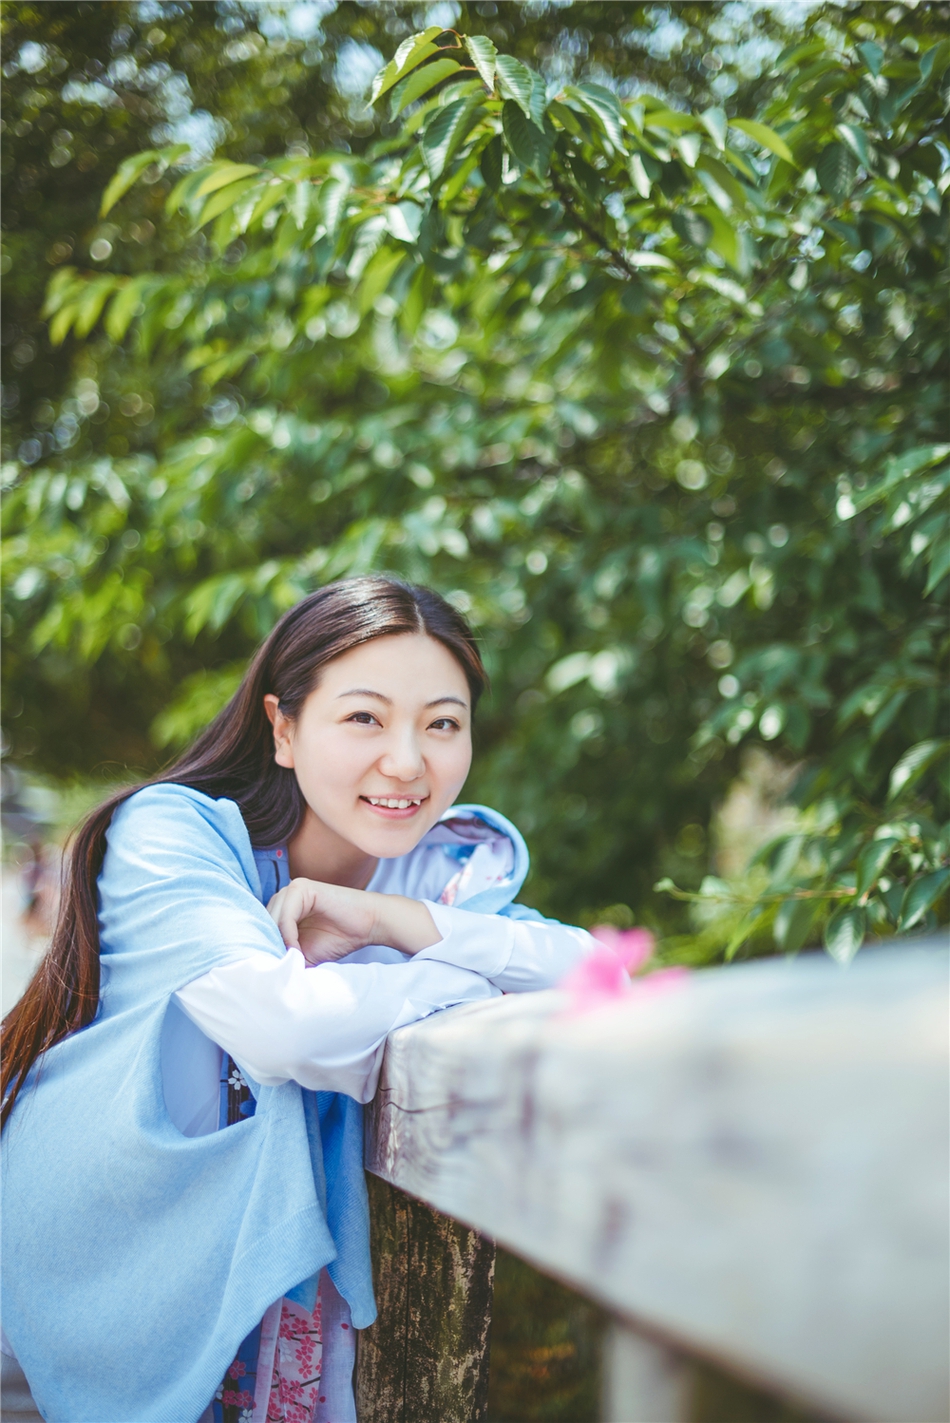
265;875;596;992
414;900;596;992
174;950;497;1103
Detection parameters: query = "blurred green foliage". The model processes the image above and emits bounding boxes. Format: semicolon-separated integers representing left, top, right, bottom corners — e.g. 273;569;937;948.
487;1248;603;1422
2;1;948;961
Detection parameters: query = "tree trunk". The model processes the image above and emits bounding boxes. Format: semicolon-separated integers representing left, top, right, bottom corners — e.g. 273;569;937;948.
356;1172;495;1423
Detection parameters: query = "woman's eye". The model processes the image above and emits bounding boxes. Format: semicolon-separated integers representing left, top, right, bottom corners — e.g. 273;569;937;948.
429;717;460;731
347;711;380;726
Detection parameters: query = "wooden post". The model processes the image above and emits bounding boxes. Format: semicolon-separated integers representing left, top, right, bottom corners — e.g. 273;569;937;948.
356;1172;495;1423
601;1321;689;1423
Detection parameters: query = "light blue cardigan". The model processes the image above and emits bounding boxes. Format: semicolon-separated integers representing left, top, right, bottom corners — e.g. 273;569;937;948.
1;784;530;1423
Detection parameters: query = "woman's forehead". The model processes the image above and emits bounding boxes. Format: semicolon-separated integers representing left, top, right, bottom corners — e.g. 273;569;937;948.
314;634;470;702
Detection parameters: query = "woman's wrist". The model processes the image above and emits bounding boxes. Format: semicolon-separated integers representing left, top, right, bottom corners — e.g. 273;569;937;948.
368;893;440;955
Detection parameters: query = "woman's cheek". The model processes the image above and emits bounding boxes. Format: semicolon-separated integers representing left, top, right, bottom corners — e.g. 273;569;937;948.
438;739;472;800
301;729;367;796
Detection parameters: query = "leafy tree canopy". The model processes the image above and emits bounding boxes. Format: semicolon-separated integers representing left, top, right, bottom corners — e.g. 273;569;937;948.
3;0;948;959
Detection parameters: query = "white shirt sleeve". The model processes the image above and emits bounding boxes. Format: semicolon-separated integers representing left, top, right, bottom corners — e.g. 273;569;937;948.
413;901;596;992
174;948;498;1104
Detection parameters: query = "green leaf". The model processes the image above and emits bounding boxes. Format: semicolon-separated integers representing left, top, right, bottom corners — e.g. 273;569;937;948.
389;58;462;119
701;107;727;150
644;108;699;136
565;148;603;202
671;208;713;248
194;163;262;200
824;907;866;965
99;143;190;217
197;176;264;228
480;134;503;192
548;100;586;141
567;82;626;151
465;34;497;92
357;245;406;315
104;276;155;343
773;896;817;953
48;302;77;347
725;909;770;961
495;54;539;124
371;27;445;103
696;154;751;211
628;153;651;198
836;122;871;169
321;175;351;236
730;118;796;166
888;739;949;799
856;837;899;898
775;39;826;71
503;102;555;177
924;535;950;595
441;147;482;204
853;444;950;511
73;276;118;338
704;208;747;275
920;39;950;83
41;264;80;316
886;444;950;480
624;251;676;271
421;97;483;181
289;179;313;231
856;40;884;77
243;180;290;233
816;142;858;201
900;868;950;931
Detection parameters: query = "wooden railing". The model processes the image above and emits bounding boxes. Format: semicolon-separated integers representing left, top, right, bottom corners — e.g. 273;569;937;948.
355;940;949;1423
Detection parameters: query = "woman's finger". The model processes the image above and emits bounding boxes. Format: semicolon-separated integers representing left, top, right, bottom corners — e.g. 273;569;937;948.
267;884;308;948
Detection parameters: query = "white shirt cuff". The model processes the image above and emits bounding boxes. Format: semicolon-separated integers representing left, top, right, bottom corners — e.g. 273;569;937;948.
414;900;515;979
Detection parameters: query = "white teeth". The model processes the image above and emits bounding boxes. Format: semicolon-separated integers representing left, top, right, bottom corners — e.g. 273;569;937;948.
366;797;422;809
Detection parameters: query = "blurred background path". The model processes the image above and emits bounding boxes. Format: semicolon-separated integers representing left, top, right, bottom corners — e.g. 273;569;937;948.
2;867;47;1017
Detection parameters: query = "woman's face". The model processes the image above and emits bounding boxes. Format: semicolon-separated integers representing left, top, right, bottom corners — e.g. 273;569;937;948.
265;633;473;860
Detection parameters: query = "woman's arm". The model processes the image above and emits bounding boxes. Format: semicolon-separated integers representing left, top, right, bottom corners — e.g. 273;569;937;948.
264;876;596;994
413;901;596;992
264;877;441;961
174;950;497;1103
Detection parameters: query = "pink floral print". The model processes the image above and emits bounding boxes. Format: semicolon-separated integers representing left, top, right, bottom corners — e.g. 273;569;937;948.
265;1296;323;1423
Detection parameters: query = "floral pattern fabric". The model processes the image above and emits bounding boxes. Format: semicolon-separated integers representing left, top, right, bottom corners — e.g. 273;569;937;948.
264;1297;324;1423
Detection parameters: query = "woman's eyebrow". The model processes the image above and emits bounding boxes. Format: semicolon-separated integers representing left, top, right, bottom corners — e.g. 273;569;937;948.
336;688;392;703
335;689;468;709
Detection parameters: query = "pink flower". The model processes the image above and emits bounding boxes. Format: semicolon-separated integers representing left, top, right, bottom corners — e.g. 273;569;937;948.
591;925;655;972
558;925;688;1014
227;1360;247;1379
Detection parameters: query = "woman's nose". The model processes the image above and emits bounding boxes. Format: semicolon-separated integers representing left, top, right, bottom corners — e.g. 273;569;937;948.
378;733;426;782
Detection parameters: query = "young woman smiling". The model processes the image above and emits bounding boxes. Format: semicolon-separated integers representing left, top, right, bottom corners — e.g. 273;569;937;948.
1;576;594;1423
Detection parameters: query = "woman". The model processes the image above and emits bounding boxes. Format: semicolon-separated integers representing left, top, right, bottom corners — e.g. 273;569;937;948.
1;576;594;1423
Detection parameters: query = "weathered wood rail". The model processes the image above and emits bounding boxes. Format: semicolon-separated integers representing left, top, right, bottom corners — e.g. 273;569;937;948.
356;941;949;1423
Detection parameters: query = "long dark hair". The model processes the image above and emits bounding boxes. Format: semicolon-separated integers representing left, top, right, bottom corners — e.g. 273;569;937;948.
1;576;486;1127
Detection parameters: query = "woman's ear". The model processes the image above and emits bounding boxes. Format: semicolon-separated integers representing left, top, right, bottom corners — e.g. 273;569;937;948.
263;694;295;769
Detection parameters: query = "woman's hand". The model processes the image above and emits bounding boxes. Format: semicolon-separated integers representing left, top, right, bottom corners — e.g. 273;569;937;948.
267;879;440;965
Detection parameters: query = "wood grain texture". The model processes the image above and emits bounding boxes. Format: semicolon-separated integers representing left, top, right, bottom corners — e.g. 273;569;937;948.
364;943;949;1423
356;1173;494;1423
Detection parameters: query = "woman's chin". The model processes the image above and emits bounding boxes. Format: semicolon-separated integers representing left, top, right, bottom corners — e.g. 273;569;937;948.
352;799;440;856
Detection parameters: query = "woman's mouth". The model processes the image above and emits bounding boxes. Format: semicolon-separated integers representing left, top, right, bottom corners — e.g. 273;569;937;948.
360;795;428;820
